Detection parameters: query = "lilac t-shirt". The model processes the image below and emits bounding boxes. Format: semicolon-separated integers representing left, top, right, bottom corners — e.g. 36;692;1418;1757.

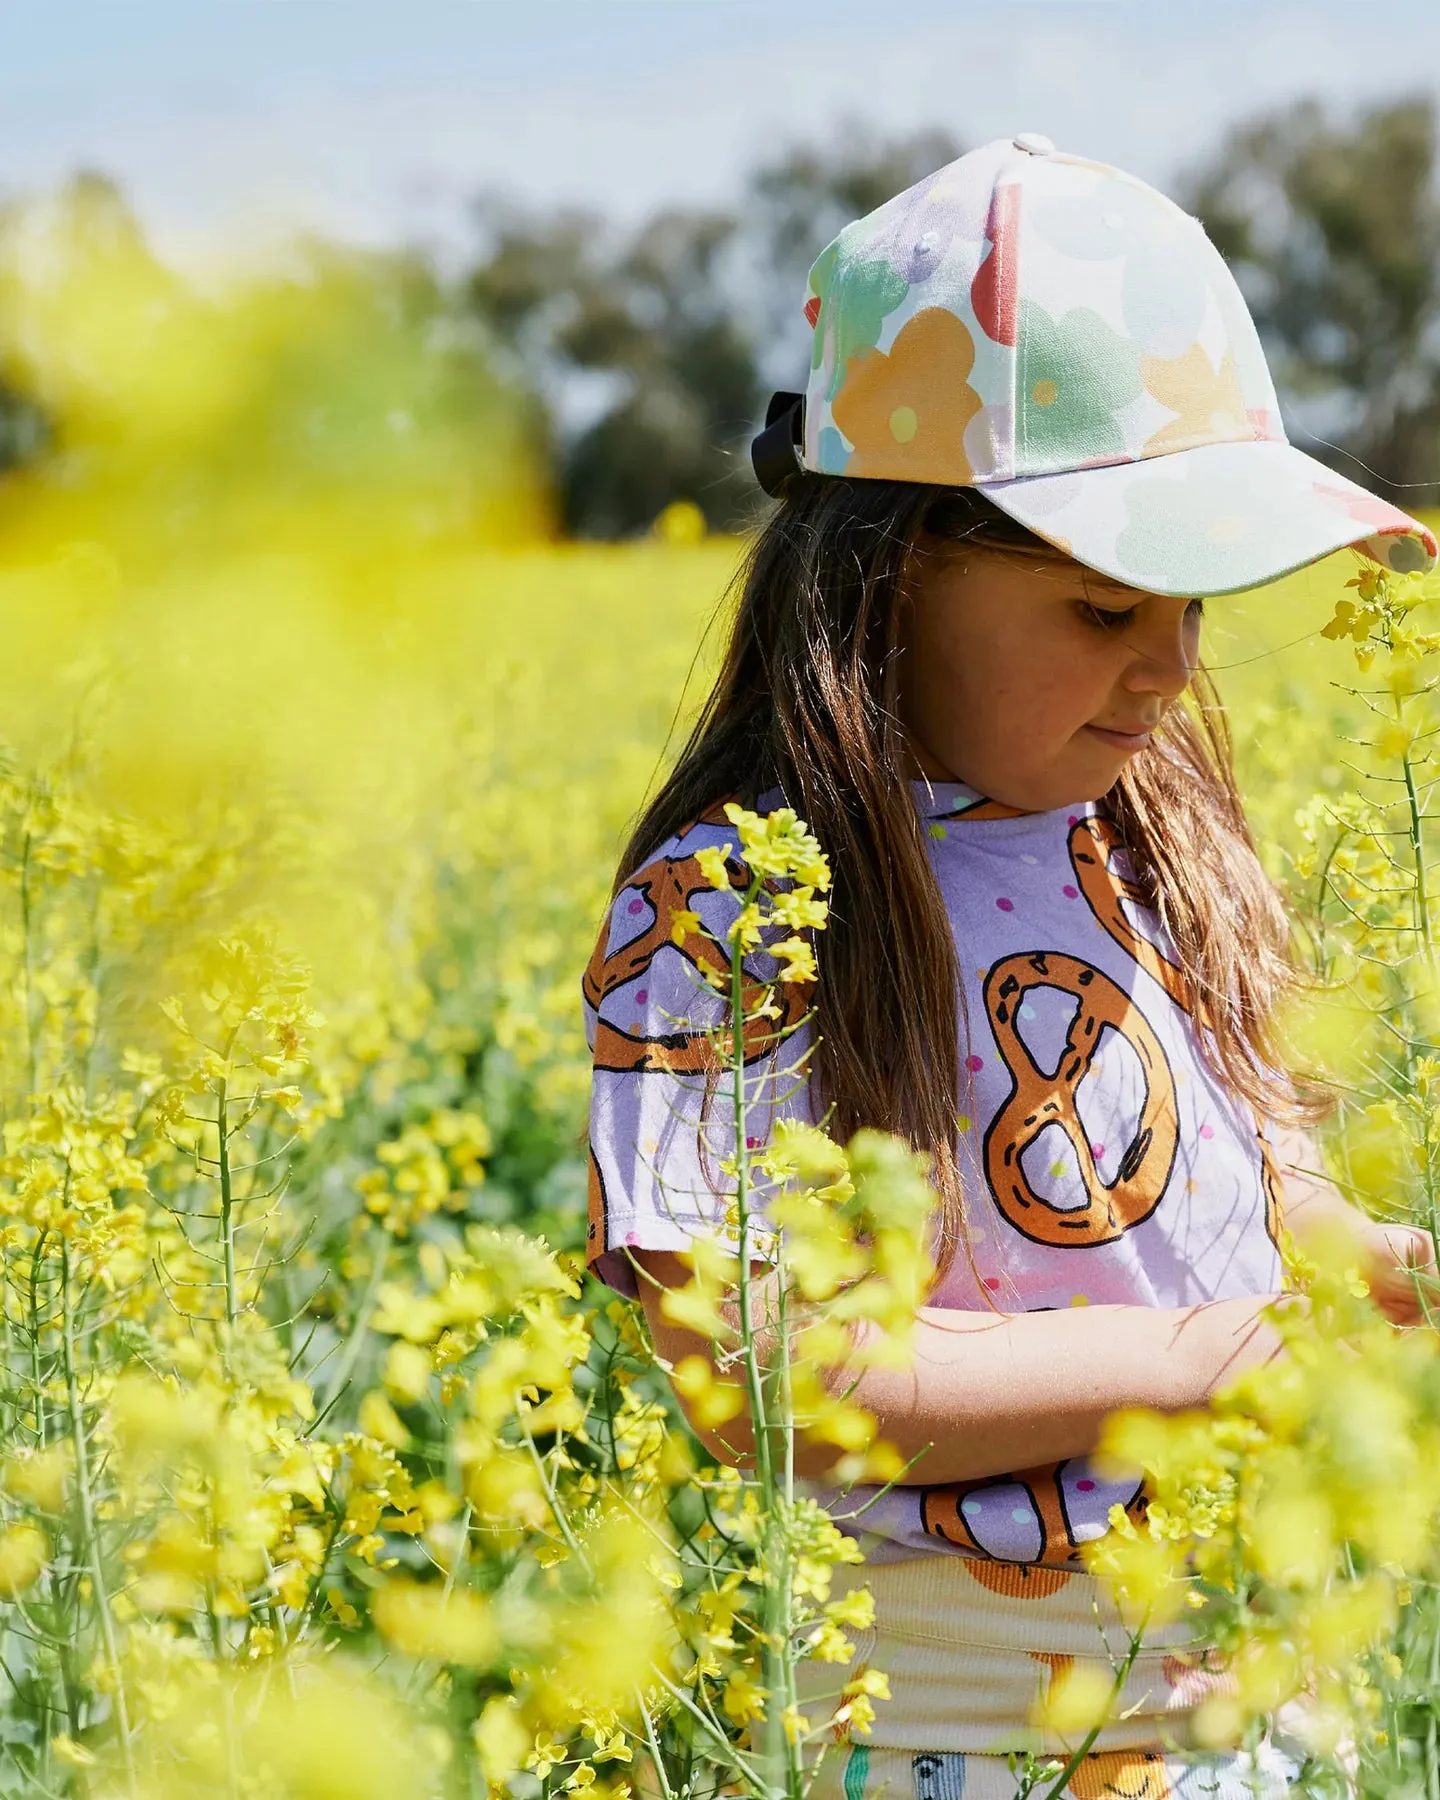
582;780;1285;1569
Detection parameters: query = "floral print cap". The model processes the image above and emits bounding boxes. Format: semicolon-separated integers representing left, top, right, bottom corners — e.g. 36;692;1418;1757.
800;133;1437;596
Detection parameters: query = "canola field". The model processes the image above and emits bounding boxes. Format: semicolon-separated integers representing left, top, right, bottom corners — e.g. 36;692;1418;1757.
4;186;1440;1799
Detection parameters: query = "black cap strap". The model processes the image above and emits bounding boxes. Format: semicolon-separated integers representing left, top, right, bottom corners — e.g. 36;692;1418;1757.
750;390;806;498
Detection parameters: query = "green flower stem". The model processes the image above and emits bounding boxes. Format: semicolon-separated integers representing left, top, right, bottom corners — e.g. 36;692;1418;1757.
29;1230;48;1451
1398;714;1433;964
730;873;775;1503
60;1241;136;1795
18;828;38;1101
217;1071;239;1332
1396;693;1440;1299
727;873;804;1800
1426;1594;1439;1800
318;1229;390;1411
519;1421;764;1795
1035;1617;1150;1800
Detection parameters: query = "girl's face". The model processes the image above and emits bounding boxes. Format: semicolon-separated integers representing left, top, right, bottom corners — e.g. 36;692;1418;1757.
896;535;1204;812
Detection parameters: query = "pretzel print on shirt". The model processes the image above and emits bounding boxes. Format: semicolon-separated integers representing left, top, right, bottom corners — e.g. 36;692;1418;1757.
1071;810;1290;1252
1258;1125;1286;1250
920;1453;1146;1571
582;839;809;1076
1068;814;1193;1014
983;951;1179;1248
583;804;813;1274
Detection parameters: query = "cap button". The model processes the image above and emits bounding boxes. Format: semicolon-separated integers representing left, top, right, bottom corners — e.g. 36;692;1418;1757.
1013;131;1056;156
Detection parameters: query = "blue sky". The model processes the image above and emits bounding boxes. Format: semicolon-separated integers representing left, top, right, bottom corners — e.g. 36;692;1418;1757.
2;1;1436;269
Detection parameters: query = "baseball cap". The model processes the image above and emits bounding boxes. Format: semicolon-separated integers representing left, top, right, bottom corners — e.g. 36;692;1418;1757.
751;132;1438;597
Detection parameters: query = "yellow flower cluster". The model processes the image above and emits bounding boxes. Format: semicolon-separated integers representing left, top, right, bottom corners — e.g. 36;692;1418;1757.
1074;553;1440;1785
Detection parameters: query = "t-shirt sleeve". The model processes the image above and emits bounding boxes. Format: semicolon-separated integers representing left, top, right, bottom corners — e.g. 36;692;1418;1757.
581;805;815;1298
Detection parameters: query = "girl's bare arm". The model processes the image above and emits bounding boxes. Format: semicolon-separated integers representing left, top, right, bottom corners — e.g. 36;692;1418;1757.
629;1247;1293;1484
1269;1124;1436;1327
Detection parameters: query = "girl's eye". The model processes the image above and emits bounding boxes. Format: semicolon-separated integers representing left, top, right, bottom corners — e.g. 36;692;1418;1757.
1077;597;1205;631
1079;601;1138;631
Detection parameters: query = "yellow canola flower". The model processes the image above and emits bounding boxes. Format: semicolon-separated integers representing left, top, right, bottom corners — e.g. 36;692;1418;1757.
1030;1659;1115;1740
1304;1577;1396;1669
769;886;829;932
372;1577;497;1668
119;1658;438;1798
470;1339;536;1432
771;935;819;984
721;1667;768;1725
657;1235;742;1342
1232;1635;1305;1716
528;1509;678;1724
761;1119;853;1199
1247;1487;1335;1589
383;1339;434;1403
693;842;734;890
833;1665;890;1738
0;1523;48;1597
729;899;765;954
474;1695;531;1784
3;1444;71;1514
670;908;703;948
51;1735;96;1768
358;1390;411;1448
770;1193;867;1300
108;1372;226;1463
721;802;832;890
670;1355;746;1428
1082;1517;1190;1628
461;1440;550;1529
652;498;708;545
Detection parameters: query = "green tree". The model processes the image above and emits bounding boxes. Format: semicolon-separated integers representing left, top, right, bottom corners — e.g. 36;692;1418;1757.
746;124;963;391
0;381;46;475
465;126;964;537
469;202;757;537
0;190;48;477
1186;95;1440;508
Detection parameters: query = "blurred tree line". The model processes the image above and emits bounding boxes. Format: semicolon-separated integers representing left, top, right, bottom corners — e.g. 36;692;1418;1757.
2;95;1439;536
464;125;962;535
0;171;549;546
1190;95;1440;515
0;199;47;478
460;93;1440;535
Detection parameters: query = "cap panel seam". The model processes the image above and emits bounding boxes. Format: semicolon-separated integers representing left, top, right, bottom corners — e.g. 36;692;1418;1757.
1011;168;1027;483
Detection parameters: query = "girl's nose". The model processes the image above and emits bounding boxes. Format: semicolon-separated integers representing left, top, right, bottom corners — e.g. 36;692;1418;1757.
1121;601;1200;699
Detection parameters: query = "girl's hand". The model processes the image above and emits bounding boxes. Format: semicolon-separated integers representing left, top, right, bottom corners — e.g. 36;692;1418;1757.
1354;1219;1437;1328
1271;1127;1438;1329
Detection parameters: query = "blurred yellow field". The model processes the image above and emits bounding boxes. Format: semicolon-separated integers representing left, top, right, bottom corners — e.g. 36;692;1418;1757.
4;183;1440;1797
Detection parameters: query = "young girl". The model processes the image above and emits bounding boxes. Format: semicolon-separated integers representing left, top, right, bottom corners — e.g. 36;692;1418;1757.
582;134;1439;1799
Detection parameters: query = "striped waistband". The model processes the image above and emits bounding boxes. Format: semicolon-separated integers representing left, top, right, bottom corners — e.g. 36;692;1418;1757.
797;1554;1228;1755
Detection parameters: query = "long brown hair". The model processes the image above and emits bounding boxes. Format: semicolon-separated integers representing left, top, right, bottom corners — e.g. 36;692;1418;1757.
615;475;1318;1292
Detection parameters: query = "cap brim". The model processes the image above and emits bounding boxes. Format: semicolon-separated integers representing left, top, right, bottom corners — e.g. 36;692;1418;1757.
975;438;1437;597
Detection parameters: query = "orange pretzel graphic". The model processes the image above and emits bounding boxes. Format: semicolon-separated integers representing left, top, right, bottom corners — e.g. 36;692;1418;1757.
583;840;807;1077
983;951;1178;1248
1068;815;1193;1015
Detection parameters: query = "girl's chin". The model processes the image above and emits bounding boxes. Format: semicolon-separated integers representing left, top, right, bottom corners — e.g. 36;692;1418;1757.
1017;751;1136;811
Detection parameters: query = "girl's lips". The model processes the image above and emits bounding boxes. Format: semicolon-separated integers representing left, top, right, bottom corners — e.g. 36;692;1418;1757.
1085;722;1155;752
